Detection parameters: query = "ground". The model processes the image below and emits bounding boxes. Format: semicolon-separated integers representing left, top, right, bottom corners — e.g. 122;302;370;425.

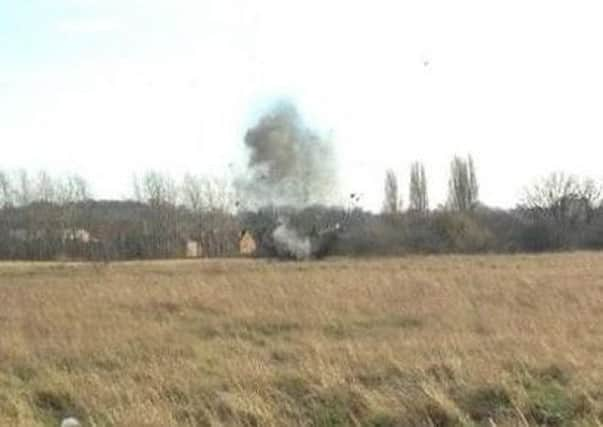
0;254;602;426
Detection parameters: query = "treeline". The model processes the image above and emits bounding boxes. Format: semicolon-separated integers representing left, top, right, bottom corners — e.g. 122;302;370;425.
0;170;239;261
365;156;603;255
1;157;603;261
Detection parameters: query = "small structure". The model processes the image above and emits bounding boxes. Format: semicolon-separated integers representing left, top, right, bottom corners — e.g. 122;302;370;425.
239;229;257;256
185;240;203;258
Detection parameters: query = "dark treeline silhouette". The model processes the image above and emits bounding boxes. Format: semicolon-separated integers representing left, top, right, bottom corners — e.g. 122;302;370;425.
1;159;603;261
350;156;603;256
0;171;239;261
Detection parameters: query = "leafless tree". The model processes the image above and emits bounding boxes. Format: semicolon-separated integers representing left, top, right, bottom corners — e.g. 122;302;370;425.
57;174;92;235
202;176;237;213
133;171;181;258
56;174;90;204
181;174;238;213
521;172;601;227
447;155;479;211
409;161;428;213
578;178;602;223
181;174;239;257
382;169;401;215
0;170;13;208
134;171;178;207
15;169;32;206
0;171;13;257
35;170;56;203
181;173;205;213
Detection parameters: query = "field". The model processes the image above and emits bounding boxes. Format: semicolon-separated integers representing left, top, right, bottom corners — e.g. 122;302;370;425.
1;254;602;426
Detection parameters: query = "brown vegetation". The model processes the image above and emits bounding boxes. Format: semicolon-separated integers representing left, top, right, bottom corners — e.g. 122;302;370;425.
1;254;603;426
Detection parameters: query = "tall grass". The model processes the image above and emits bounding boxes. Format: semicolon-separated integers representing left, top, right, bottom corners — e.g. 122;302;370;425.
0;254;602;426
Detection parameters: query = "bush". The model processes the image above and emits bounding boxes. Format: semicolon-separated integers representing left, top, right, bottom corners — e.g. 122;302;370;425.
432;212;495;253
519;221;563;252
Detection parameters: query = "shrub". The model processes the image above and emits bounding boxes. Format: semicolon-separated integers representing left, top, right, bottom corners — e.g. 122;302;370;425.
432;212;495;253
518;221;563;252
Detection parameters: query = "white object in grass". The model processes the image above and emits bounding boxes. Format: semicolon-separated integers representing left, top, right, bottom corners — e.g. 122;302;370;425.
61;417;81;427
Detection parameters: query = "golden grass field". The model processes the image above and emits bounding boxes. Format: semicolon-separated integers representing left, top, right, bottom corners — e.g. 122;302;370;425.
1;253;603;426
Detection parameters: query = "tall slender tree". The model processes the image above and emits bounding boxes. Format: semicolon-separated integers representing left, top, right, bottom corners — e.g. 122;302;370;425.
0;171;13;208
409;162;428;213
382;169;401;215
447;155;479;211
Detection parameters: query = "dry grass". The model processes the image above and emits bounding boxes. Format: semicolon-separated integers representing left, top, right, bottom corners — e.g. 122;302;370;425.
1;253;603;426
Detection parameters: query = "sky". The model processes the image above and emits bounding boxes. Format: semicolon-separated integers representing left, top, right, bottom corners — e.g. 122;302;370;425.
2;0;603;211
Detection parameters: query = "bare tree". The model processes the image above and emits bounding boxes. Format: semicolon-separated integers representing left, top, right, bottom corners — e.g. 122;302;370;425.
181;174;237;213
56;174;90;204
15;169;32;206
202;177;237;213
133;171;181;258
0;170;13;208
0;171;13;258
134;171;178;207
181;174;239;257
521;172;600;227
35;170;56;203
57;174;92;230
181;173;205;213
382;169;401;215
447;155;478;211
577;178;602;223
409;162;428;213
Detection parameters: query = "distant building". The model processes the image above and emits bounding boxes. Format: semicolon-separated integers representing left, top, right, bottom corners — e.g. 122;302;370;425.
186;240;203;258
239;229;256;256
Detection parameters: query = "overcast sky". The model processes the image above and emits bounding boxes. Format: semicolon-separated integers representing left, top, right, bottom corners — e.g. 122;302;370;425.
2;1;603;210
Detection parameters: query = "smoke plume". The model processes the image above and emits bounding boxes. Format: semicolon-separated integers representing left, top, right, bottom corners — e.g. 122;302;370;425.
238;101;336;208
272;219;312;260
237;100;345;260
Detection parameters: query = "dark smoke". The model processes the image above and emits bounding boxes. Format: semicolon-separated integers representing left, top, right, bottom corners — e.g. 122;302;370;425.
239;101;337;208
237;100;342;259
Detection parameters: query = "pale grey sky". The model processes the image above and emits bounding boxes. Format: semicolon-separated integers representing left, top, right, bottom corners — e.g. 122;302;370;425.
2;1;603;210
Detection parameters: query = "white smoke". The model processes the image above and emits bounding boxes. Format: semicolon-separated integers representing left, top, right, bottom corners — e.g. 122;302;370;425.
272;222;311;260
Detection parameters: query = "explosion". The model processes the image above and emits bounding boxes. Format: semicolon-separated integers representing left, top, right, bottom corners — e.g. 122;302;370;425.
237;100;344;259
